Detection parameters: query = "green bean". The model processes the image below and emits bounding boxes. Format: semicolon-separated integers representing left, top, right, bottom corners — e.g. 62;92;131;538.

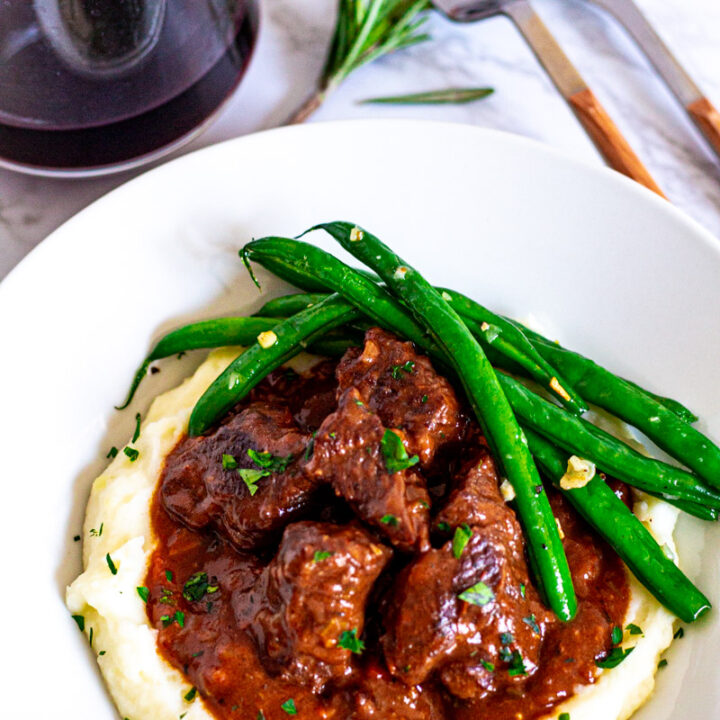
311;221;577;622
512;331;720;488
499;372;720;508
116;317;279;410
243;237;442;357
525;428;711;623
256;293;329;318
245;243;584;412
188;295;359;436
116;317;358;410
438;288;587;416
510;320;698;424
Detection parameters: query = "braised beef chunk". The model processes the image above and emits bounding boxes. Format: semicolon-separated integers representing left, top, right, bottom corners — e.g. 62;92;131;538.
336;328;467;471
251;360;340;433
351;661;447;720
307;388;431;552
382;449;551;699
237;522;392;692
161;402;319;549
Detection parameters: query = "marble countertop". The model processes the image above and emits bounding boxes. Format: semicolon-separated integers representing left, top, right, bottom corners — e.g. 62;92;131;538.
1;0;719;280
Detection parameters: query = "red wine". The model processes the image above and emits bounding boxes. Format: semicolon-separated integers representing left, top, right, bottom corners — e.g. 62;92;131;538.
0;0;258;174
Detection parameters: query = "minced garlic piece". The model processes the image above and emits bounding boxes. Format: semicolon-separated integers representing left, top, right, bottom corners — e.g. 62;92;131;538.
350;226;364;242
441;291;452;301
500;479;516;502
560;455;596;490
480;322;490;332
257;330;278;348
555;516;565;540
550;376;571;402
393;266;408;280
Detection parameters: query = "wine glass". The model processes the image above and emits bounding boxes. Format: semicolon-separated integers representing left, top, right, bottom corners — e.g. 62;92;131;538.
0;0;259;176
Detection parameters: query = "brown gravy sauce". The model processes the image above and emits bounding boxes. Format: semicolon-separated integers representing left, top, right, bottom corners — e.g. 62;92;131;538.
146;357;629;720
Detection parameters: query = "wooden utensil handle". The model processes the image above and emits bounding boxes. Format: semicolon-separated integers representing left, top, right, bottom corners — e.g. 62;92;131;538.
687;97;720;158
568;88;666;198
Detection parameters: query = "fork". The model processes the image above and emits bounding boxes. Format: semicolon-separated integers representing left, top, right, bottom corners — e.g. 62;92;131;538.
431;0;665;196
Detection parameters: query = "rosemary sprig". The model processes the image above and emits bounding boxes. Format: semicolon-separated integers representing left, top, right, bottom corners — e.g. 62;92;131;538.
288;0;432;123
359;87;494;105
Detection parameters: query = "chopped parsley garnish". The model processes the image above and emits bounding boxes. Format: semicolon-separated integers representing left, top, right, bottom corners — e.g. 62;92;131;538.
280;698;297;715
123;446;139;462
72;614;85;631
89;627;94;647
257;712;265;720
184;687;197;702
380;514;399;526
192;651;204;658
313;550;333;563
458;581;495;607
452;523;473;559
106;553;118;575
161;611;186;628
436;521;451;533
519;583;526;598
523;614;540;635
658;659;668;669
222;453;238;470
500;632;514;645
611;625;623;645
338;628;365;654
421;394;428;403
73;535;81;542
136;586;150;603
380;429;419;473
507;650;527;676
499;646;513;663
355;399;364;406
165;570;173;582
132;412;141;443
391;361;415;379
238;468;268;496
182;572;218;602
160;588;174;604
480;659;495;672
626;623;644;636
559;714;570;720
99;650;106;656
106;446;118;459
673;627;684;639
248;448;293;472
595;646;634;669
90;523;104;537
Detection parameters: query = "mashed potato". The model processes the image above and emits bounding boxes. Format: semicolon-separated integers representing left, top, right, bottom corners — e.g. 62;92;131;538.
66;348;677;720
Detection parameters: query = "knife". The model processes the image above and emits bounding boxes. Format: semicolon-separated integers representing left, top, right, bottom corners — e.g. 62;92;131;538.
583;0;720;162
431;0;666;196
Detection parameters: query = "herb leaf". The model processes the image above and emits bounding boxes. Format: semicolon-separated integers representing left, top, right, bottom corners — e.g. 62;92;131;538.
626;623;643;636
391;360;415;379
596;646;634;669
380;514;399;526
452;523;473;559
611;625;623;645
183;572;215;602
137;586;150;603
248;448;293;473
380;429;419;474
338;628;365;654
72;614;85;631
361;87;494;106
238;468;269;496
507;650;527;676
458;581;495;607
523;614;540;635
132;412;141;443
123;446;139;462
280;698;297;715
222;453;238;470
106;553;118;575
184;687;197;702
313;550;333;563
